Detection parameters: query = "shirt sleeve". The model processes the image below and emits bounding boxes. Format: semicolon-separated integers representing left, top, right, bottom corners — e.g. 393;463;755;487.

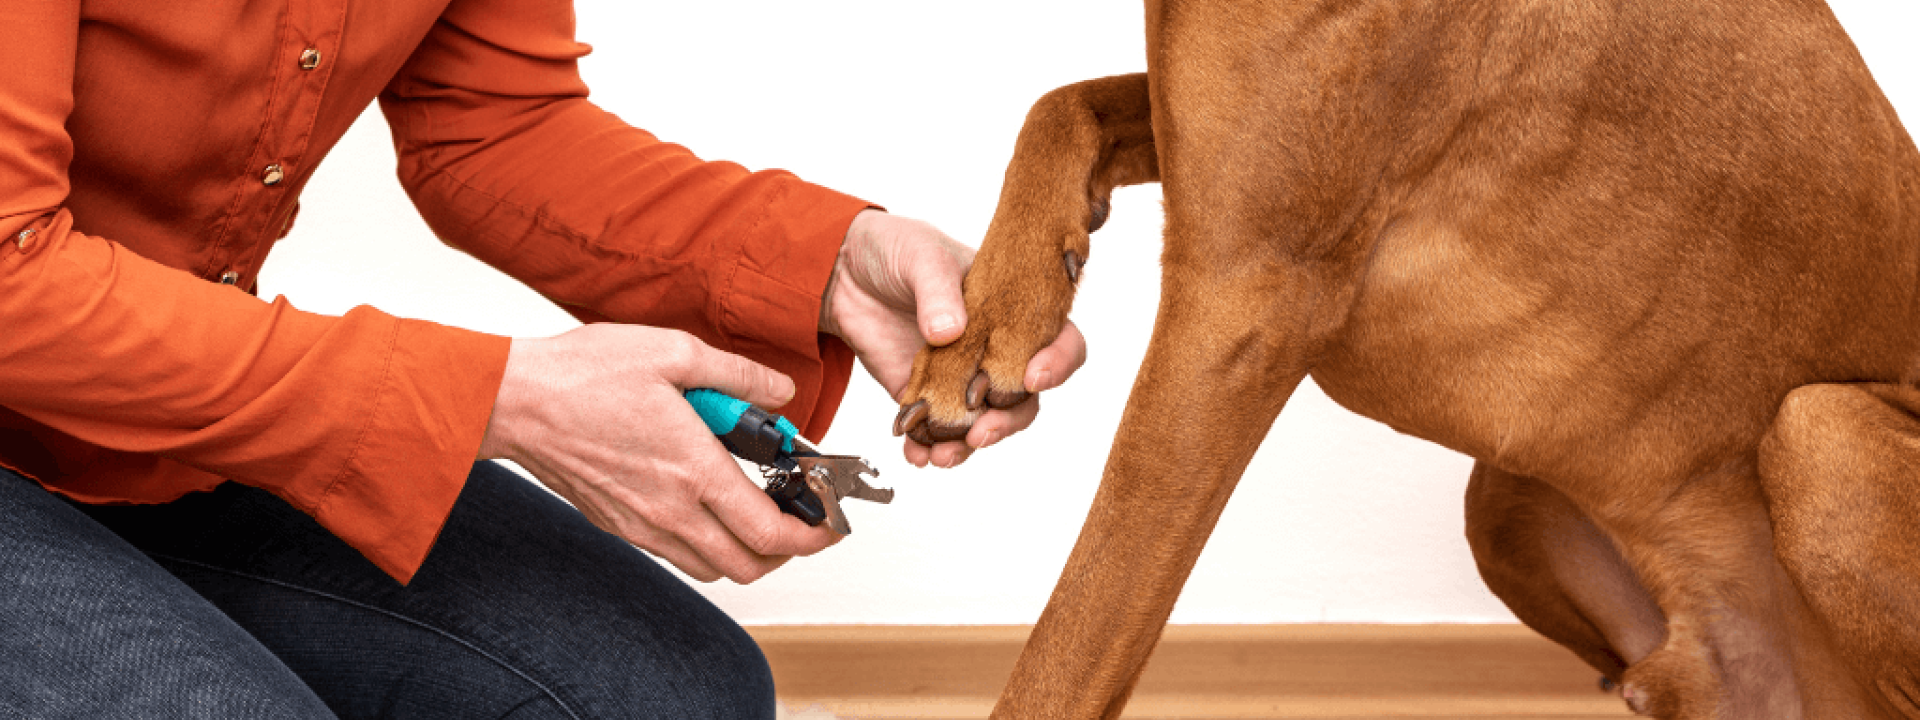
377;0;867;441
0;0;510;583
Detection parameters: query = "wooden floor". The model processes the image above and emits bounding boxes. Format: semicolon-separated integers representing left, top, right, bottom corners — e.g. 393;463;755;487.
752;624;1634;720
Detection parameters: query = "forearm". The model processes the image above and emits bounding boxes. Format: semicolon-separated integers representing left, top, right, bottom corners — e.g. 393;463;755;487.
386;98;865;434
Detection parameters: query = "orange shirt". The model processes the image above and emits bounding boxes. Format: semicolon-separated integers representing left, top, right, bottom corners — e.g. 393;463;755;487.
0;0;864;583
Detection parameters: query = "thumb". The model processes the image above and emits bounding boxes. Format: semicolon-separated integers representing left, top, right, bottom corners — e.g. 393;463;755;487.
906;239;972;346
681;344;796;410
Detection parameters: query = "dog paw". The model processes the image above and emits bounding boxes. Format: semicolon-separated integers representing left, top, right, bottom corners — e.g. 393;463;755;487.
894;248;1082;445
894;317;1045;445
1618;642;1718;719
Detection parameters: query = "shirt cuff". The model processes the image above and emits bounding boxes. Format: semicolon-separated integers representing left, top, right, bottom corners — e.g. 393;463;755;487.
713;176;873;442
306;318;510;583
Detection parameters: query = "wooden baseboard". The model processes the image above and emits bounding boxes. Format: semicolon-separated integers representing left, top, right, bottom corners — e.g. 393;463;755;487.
748;624;1632;720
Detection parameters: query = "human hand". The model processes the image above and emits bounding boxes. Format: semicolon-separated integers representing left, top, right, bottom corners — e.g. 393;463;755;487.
819;209;1087;468
478;324;840;583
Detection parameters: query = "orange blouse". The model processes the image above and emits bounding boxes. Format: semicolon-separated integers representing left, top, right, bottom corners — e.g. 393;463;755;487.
0;0;864;583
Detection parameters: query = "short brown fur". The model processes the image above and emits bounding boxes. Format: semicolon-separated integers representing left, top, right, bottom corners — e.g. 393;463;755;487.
897;0;1920;717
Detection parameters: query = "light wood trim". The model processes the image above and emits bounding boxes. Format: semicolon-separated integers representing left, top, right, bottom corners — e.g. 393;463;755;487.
749;624;1632;719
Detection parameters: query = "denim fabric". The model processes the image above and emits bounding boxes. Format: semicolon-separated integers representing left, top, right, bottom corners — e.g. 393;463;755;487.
5;461;774;720
0;468;334;719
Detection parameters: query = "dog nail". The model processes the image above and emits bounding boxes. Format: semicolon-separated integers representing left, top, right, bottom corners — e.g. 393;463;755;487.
966;371;991;410
894;400;930;436
1088;196;1110;233
1063;250;1084;284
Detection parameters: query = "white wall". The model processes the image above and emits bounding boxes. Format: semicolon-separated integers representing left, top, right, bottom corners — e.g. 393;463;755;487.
257;1;1920;625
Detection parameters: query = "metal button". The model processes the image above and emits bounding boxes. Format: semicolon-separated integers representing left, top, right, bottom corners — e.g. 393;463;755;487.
262;164;285;186
298;48;321;71
219;271;241;285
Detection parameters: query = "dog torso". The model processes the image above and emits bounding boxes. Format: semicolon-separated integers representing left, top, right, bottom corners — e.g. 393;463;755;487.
1326;0;1920;493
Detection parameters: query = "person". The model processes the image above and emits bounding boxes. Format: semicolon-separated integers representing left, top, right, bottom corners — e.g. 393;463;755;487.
0;0;1086;717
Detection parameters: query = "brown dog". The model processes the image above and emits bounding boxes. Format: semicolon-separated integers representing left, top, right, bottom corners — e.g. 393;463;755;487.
893;1;1920;718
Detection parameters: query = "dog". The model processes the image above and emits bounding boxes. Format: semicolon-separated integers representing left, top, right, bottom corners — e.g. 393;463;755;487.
891;1;1920;717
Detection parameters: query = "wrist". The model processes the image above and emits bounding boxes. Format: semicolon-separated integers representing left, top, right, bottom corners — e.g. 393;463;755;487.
477;337;545;462
819;253;845;341
820;209;883;340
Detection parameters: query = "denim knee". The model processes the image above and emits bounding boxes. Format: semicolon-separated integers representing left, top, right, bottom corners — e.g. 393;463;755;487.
87;462;780;720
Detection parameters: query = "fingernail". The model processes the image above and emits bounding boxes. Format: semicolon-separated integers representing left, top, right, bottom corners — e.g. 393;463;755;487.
1030;368;1052;392
774;376;796;403
930;314;958;336
980;430;1001;448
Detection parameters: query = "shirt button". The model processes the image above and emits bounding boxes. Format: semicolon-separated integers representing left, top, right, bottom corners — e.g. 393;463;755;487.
263;164;285;186
219;271;241;285
298;48;321;71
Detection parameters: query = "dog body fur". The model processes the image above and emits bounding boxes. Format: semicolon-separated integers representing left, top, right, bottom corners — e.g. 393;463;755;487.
897;0;1920;717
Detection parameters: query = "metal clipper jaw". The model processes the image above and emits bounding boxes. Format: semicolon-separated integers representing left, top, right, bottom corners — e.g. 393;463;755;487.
763;455;890;534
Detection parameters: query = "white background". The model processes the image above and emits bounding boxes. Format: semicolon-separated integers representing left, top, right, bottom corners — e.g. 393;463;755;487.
257;1;1920;624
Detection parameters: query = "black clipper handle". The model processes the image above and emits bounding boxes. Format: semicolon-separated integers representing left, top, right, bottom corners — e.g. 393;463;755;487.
765;473;828;526
717;405;798;472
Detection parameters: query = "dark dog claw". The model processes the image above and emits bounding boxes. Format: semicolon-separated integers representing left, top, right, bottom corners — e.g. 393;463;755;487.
966;371;991;411
1088;196;1110;233
1063;250;1085;284
893;400;929;437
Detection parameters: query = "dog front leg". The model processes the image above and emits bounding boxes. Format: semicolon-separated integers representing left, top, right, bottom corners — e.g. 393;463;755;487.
993;267;1332;719
894;73;1157;442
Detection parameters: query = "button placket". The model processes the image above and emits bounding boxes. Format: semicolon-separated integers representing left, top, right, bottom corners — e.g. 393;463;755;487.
203;4;343;285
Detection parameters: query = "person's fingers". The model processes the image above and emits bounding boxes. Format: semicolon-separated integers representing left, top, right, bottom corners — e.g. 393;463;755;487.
560;469;734;583
903;437;933;468
1025;321;1088;394
901;238;971;346
667;502;790;584
702;467;841;560
928;441;975;468
629;525;727;583
967;396;1041;450
794;531;845;557
670;332;795;408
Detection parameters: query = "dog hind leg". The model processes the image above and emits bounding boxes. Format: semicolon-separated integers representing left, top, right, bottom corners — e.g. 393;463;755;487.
1761;382;1920;719
1464;463;1665;686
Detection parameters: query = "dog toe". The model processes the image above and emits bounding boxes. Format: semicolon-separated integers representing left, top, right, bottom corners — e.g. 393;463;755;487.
908;418;974;445
894;400;931;437
986;386;1031;408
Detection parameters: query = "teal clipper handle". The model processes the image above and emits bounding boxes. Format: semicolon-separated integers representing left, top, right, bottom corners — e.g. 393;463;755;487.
684;388;802;470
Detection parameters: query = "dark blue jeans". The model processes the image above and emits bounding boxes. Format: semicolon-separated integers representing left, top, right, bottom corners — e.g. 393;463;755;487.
0;462;775;719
